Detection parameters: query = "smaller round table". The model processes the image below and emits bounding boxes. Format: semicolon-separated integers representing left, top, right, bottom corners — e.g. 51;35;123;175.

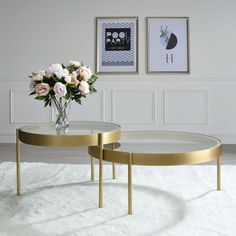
89;131;222;214
16;121;121;208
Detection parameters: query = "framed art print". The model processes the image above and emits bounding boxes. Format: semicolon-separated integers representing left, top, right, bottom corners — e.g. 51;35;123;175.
147;17;189;73
96;17;138;73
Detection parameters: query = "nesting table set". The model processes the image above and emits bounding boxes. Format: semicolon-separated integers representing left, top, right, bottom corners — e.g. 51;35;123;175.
16;121;222;214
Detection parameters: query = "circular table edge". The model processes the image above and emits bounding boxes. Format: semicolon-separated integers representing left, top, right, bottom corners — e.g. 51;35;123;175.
17;122;121;147
88;131;222;165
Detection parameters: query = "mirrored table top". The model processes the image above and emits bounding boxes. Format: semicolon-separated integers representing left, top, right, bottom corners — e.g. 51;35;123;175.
115;131;221;154
88;131;222;165
18;121;121;147
20;121;121;136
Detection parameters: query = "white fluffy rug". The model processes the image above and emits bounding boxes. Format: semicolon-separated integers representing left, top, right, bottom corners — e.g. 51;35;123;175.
0;162;235;236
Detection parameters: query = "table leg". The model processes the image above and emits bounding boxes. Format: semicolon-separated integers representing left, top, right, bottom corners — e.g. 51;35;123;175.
112;163;116;180
91;156;94;181
16;129;21;196
128;153;132;215
112;143;116;180
217;156;221;191
99;133;104;208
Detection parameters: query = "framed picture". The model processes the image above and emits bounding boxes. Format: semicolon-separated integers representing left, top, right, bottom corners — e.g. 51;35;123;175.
147;17;189;73
96;17;138;73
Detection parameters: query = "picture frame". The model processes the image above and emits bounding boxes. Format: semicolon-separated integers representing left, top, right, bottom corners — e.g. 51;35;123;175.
147;17;189;73
96;17;138;74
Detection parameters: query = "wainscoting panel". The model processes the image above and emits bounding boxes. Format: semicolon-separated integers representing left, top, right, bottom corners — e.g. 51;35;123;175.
10;90;50;123
111;90;156;124
1;78;236;143
163;89;208;125
69;91;104;122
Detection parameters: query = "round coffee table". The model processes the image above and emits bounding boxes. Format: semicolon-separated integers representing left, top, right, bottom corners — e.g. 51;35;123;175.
89;131;222;214
16;121;121;208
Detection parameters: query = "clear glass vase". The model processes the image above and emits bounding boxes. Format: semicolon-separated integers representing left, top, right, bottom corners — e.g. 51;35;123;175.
51;96;71;134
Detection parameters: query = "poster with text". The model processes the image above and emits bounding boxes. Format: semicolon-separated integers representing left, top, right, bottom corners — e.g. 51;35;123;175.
96;17;138;73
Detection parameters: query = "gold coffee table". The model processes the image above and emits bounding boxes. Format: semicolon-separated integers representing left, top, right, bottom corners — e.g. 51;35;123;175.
16;121;121;208
89;131;222;214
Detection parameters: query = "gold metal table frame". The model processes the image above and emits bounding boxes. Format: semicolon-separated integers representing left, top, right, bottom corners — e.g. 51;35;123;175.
89;131;222;214
16;121;121;208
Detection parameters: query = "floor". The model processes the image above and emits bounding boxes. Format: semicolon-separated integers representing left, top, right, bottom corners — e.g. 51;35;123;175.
0;144;235;164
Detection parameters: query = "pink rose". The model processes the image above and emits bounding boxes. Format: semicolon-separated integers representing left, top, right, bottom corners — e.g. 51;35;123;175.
79;80;89;94
71;77;79;86
79;66;92;81
53;82;67;97
35;83;50;96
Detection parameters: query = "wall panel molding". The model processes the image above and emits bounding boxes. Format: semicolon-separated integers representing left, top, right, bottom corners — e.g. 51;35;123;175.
163;89;208;125
1;76;236;82
1;80;236;143
111;89;156;125
10;89;51;123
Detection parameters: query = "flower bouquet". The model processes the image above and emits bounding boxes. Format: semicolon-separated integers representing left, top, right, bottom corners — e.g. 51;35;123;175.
29;60;98;131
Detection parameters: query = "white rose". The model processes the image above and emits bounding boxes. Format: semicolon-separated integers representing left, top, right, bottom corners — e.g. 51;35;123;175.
79;80;89;94
32;73;43;81
53;82;67;97
35;83;50;96
79;66;92;81
45;71;53;78
38;70;45;77
64;75;72;83
71;71;78;77
48;63;63;74
69;60;81;67
55;68;69;79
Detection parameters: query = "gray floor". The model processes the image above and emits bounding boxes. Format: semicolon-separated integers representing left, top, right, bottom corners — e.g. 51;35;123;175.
0;144;235;165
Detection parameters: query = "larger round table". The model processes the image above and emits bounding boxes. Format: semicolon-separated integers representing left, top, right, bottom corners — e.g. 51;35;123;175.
16;121;121;208
89;131;222;214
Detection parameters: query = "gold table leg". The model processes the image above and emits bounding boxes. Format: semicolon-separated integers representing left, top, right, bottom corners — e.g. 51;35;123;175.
112;162;116;180
112;143;116;180
98;133;103;208
128;153;132;215
217;156;221;191
16;129;21;196
91;156;94;181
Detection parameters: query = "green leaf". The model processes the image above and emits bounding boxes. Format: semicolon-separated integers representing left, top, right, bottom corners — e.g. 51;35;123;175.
89;86;97;94
52;75;60;82
66;83;75;90
29;91;36;95
43;78;56;87
75;98;82;104
44;100;50;107
35;96;47;100
64;93;71;100
88;75;98;85
34;80;42;84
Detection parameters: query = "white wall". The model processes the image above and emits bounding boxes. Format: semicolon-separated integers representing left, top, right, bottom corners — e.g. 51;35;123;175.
0;0;236;143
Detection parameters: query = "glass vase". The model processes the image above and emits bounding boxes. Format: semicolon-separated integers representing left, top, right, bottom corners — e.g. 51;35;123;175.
51;96;71;134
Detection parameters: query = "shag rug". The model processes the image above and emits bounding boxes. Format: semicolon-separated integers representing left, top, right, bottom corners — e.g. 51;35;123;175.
0;162;235;236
